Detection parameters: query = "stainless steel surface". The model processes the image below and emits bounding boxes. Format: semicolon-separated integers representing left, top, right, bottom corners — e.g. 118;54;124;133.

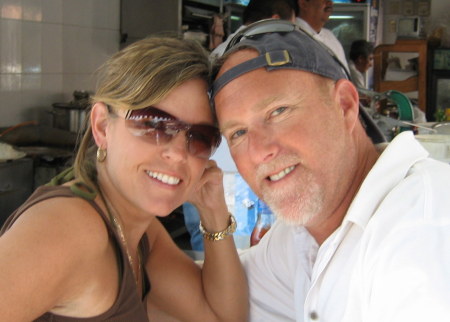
51;90;89;133
16;146;73;159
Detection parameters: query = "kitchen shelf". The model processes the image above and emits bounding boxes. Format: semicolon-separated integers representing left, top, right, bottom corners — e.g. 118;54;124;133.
120;0;223;49
373;39;428;113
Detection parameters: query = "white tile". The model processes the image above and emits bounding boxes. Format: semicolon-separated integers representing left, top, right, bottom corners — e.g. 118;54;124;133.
62;25;119;75
0;19;22;73
1;0;23;20
0;87;22;127
22;21;42;73
22;0;42;22
41;23;62;73
0;0;119;129
41;0;62;24
19;98;44;126
106;0;120;30
89;28;120;72
21;73;40;90
0;73;21;91
92;0;120;29
62;25;91;74
40;73;63;94
63;74;96;97
20;88;48;117
62;0;94;27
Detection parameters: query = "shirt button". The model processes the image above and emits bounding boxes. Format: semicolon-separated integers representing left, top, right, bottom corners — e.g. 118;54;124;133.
310;311;319;320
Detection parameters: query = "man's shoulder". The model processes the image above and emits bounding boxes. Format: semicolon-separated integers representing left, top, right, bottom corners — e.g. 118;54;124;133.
319;27;340;41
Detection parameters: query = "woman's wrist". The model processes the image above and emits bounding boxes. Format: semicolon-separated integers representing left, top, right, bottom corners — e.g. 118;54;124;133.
199;213;236;241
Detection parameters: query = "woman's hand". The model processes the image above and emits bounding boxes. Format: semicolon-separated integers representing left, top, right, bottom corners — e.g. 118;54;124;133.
187;160;229;229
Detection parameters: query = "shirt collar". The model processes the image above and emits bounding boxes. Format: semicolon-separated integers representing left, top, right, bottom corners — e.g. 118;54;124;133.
295;17;319;36
343;131;429;229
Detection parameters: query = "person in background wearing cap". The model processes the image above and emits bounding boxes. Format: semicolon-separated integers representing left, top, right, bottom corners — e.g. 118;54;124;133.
211;19;450;321
348;39;374;89
296;0;349;73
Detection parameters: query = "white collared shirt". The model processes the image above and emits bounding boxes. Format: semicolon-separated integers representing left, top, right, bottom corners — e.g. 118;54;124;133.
295;17;349;75
349;60;366;89
240;131;450;321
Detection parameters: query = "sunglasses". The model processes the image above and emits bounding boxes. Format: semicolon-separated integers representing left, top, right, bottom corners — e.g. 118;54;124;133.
110;106;221;159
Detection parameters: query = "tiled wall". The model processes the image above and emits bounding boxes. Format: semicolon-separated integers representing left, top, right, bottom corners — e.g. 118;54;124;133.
0;0;120;128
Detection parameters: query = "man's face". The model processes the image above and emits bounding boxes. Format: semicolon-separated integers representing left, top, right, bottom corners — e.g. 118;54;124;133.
214;50;353;228
300;0;334;28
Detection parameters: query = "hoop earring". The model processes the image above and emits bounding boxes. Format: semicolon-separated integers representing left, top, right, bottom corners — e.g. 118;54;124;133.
97;147;107;162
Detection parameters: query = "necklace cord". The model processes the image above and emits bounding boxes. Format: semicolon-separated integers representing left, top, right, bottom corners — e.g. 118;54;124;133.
98;190;142;287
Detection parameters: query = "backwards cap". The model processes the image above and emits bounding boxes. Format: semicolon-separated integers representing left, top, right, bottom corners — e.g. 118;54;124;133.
211;19;349;99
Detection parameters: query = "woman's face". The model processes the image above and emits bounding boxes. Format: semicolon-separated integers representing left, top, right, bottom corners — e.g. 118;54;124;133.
98;78;215;217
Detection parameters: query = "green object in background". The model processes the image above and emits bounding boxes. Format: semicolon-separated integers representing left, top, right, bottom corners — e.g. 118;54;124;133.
385;90;414;122
434;108;447;122
385;90;414;134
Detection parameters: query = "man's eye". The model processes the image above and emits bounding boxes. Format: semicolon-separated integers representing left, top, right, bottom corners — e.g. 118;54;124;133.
271;106;288;117
230;129;247;140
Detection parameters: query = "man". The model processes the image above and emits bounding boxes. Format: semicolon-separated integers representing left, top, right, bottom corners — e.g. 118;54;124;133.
296;0;349;73
211;20;450;321
210;0;297;60
348;39;374;89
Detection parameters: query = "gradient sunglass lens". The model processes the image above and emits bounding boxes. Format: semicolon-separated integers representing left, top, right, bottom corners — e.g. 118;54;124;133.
125;107;221;158
186;125;221;159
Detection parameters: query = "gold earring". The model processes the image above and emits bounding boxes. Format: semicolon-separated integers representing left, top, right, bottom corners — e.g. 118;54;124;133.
97;147;107;162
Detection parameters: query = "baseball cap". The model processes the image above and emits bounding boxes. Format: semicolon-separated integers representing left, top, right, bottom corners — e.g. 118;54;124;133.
210;19;386;143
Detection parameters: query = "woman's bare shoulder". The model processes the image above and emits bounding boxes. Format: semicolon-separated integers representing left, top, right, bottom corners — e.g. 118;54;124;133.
0;195;115;319
3;194;110;258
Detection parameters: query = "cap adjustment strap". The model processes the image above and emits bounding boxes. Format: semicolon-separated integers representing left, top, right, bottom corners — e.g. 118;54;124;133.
265;50;290;66
211;50;291;100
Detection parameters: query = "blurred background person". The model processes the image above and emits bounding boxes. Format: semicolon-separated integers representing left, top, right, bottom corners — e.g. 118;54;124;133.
349;39;374;89
296;0;349;73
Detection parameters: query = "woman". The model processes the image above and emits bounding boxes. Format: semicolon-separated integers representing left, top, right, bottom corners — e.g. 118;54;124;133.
0;37;248;321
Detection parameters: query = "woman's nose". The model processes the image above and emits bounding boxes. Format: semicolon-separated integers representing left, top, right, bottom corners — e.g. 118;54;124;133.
161;131;189;162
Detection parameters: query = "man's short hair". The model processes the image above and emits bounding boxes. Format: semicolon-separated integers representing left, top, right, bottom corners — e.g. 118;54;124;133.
349;40;374;62
243;0;298;24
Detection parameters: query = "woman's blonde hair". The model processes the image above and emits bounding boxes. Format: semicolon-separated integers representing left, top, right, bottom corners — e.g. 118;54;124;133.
73;36;211;189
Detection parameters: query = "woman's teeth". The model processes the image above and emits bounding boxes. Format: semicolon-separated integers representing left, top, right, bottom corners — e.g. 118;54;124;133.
147;171;180;185
269;166;295;182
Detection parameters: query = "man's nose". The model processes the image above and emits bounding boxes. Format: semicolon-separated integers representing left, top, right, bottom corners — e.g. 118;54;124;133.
247;126;280;165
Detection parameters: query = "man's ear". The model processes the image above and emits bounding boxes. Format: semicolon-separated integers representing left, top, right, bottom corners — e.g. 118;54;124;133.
334;79;360;133
90;102;110;148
